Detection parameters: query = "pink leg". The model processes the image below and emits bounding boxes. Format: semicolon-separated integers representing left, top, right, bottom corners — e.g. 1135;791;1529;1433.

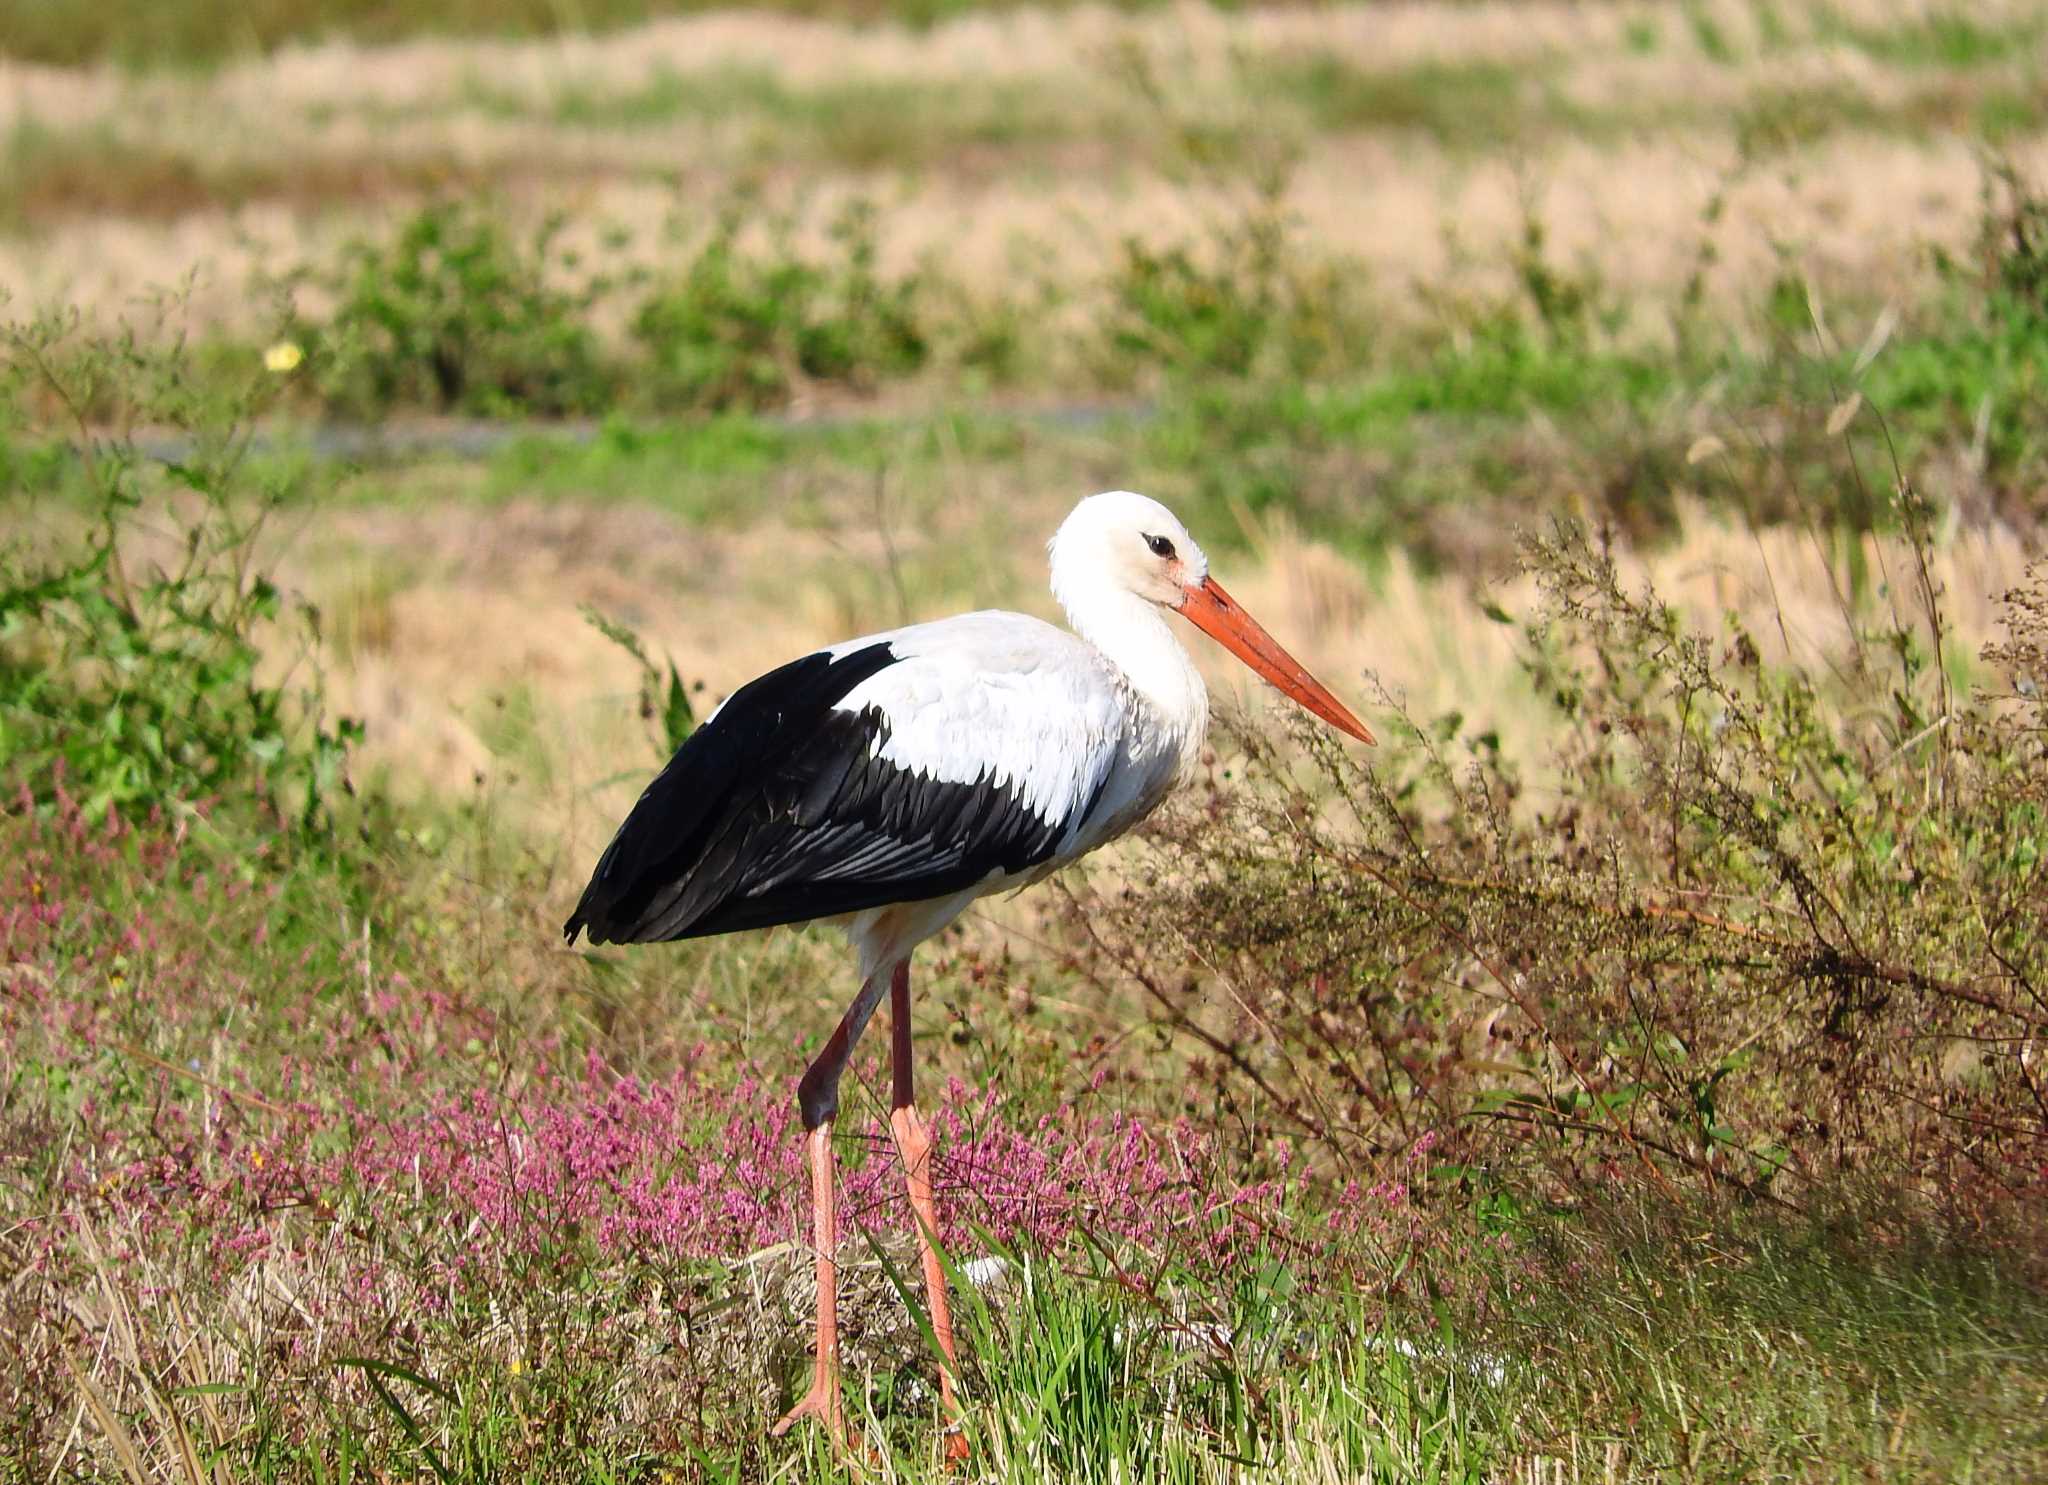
771;968;888;1448
770;1122;846;1442
888;960;968;1459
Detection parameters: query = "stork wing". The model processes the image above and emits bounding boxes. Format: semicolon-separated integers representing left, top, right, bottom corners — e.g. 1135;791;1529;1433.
564;614;1129;945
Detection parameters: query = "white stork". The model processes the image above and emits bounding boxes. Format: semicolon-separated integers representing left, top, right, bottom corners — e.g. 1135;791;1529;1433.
564;490;1372;1449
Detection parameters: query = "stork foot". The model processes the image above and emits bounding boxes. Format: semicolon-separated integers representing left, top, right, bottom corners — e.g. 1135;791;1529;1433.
773;1379;882;1466
770;1373;846;1444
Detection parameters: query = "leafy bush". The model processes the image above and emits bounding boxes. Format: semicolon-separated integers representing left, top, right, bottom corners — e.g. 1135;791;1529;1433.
289;199;615;418
0;311;360;828
1080;507;2045;1237
631;201;929;411
1865;164;2048;489
1099;203;1367;386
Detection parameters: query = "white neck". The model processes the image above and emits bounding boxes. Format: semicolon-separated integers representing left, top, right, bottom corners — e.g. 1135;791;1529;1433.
1056;583;1209;775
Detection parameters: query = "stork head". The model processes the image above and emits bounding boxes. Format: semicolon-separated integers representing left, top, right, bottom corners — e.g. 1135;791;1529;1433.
1050;491;1375;745
1048;490;1209;609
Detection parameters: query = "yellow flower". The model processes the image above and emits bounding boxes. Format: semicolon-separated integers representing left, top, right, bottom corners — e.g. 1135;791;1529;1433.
263;340;304;374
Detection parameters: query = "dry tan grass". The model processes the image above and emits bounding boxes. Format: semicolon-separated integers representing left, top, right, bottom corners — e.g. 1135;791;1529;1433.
271;478;2031;873
5;0;2020;121
1;2;1609;127
9;129;2035;341
5;0;2045;332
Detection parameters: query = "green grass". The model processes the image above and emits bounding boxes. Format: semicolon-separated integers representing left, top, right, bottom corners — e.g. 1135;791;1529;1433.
0;118;495;228
1828;8;2046;70
536;67;1085;170
8;0;2048;77
1245;55;1566;150
480;412;920;521
0;0;1176;69
1686;2;1738;64
1500;1218;2048;1479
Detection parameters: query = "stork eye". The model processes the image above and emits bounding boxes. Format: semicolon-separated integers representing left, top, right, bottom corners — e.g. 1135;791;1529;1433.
1144;533;1177;560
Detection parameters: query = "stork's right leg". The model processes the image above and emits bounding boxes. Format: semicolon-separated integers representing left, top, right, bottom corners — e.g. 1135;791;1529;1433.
772;968;889;1446
887;958;965;1448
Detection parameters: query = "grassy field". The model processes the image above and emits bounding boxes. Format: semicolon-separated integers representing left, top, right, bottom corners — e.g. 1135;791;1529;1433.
5;2;2048;1480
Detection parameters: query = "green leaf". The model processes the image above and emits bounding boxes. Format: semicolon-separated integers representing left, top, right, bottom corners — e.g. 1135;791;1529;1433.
661;661;696;753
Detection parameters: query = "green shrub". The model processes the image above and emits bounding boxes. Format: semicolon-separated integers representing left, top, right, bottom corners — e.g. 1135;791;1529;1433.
1098;204;1367;386
1084;508;2045;1236
631;201;929;411
1865;164;2048;484
0;311;360;828
290;199;615;419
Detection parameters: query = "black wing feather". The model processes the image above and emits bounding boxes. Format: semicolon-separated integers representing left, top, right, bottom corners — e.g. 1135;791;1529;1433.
563;641;1072;945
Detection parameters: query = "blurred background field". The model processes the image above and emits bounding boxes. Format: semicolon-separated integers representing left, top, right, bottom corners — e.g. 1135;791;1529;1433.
4;2;2048;1480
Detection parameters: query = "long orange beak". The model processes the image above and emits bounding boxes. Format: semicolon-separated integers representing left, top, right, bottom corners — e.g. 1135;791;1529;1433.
1176;576;1375;745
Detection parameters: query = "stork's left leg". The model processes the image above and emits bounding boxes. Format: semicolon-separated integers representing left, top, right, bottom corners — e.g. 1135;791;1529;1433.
773;967;889;1448
888;958;966;1452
